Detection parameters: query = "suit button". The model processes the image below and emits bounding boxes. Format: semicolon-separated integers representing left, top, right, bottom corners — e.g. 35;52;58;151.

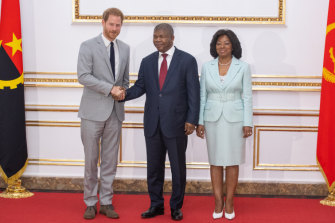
159;94;162;97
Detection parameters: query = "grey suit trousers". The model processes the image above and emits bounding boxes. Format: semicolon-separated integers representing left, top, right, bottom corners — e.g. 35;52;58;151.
81;107;121;206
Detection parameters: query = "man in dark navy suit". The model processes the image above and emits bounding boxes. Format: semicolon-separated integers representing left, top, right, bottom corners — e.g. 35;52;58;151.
123;23;200;220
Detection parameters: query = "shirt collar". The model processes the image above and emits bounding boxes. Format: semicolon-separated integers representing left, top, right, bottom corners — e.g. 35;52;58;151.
160;45;175;57
101;33;116;47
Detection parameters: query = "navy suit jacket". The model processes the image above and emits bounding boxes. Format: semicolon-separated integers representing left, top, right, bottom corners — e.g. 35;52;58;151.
125;47;200;138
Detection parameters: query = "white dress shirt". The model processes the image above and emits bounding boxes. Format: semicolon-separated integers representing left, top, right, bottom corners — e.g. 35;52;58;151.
101;33;119;80
158;46;175;76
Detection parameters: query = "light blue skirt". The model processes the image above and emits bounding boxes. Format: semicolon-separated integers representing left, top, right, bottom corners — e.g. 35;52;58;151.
204;113;246;166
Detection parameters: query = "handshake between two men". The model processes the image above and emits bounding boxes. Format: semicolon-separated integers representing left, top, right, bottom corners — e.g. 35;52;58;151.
110;86;195;135
111;86;126;101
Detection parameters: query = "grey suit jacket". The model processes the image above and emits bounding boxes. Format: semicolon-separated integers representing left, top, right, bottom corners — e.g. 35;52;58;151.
77;34;130;122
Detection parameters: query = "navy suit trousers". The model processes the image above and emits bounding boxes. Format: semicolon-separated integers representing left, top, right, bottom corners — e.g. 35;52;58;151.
145;121;188;210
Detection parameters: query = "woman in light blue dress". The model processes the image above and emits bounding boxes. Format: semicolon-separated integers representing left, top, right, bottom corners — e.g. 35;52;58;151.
196;29;253;220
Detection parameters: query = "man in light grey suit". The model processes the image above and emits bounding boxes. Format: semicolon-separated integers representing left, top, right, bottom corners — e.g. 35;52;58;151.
77;8;129;220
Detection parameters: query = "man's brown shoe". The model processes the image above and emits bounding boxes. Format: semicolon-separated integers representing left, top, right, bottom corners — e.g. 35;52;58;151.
100;204;119;219
83;205;97;219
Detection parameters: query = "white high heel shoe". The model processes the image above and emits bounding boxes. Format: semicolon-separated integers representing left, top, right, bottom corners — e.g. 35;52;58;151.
224;210;235;220
212;210;223;219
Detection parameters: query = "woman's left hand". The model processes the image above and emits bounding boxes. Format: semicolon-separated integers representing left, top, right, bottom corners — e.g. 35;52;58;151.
243;126;253;138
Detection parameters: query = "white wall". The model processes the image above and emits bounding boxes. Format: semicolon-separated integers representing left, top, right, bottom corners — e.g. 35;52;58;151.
2;0;329;183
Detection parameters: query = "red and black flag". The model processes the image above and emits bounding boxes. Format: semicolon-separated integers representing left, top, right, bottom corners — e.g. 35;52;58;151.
0;0;28;183
317;0;335;193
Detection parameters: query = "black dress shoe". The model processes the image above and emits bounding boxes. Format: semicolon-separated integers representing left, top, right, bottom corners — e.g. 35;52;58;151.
171;209;183;221
141;206;164;218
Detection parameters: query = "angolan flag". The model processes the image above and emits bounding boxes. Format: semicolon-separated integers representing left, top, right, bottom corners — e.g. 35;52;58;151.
0;0;28;184
317;0;335;194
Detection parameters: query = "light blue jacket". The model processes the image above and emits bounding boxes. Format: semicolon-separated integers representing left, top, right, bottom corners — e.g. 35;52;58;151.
198;56;253;126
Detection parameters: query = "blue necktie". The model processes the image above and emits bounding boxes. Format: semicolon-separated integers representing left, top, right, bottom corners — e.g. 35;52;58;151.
110;42;115;79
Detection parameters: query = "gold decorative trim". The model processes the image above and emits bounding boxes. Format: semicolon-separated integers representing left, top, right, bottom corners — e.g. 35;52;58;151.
24;105;146;113
252;82;321;87
252;87;320;92
253;113;319;117
72;0;285;24
28;159;209;169
24;77;81;88
24;72;136;76
254;108;319;112
26;120;80;127
26;108;79;112
28;159;84;166
252;81;321;92
29;158;83;162
253;108;319;117
27;105;319;112
24;72;77;75
24;72;322;79
252;75;321;79
25;84;82;88
26;120;146;128
25;104;79;112
27;158;209;169
23;80;321;91
253;112;319;117
25;78;78;83
117;164;210;169
122;122;144;128
25;105;320;117
253;125;319;171
23;73;322;91
26;104;79;107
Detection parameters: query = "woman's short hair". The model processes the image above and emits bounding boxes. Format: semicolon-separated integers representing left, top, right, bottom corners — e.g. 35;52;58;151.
210;29;242;59
102;8;124;23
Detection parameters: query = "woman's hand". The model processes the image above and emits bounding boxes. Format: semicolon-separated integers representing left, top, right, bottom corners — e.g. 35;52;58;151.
196;125;205;139
243;126;253;138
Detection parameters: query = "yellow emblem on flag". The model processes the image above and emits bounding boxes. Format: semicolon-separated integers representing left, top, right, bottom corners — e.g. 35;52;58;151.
0;35;24;89
323;23;335;83
0;73;24;89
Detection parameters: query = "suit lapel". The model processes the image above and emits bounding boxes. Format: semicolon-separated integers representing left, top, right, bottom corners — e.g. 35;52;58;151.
96;35;114;80
152;51;160;91
221;56;241;89
115;39;123;82
161;47;180;91
208;58;223;89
